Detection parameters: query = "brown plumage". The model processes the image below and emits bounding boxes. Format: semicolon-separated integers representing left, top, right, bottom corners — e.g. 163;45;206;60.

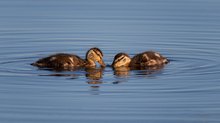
31;47;105;69
112;51;169;68
130;51;168;67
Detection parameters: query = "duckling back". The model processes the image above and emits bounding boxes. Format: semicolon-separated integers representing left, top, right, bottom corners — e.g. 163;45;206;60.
31;53;85;69
130;51;168;67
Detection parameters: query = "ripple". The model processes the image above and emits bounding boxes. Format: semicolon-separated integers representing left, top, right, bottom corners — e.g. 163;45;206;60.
0;38;219;81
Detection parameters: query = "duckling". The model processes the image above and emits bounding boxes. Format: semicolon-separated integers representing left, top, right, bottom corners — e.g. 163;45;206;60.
112;51;168;68
31;47;105;69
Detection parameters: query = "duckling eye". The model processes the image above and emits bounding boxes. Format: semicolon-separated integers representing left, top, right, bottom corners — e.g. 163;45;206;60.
89;53;94;58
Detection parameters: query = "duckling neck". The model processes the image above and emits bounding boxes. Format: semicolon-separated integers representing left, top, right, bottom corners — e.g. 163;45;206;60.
85;59;96;67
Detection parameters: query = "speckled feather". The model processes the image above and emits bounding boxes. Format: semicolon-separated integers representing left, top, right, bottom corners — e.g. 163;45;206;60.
130;51;168;67
32;53;85;68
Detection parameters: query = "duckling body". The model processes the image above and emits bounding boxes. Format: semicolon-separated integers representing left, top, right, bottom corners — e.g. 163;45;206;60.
31;53;85;68
130;51;168;67
31;47;105;69
112;51;168;68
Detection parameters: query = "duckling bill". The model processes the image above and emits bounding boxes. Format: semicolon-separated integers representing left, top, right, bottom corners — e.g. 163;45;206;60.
31;47;105;69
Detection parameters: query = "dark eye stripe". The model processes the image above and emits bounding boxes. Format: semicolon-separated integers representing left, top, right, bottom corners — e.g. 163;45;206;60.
93;50;102;58
115;56;125;63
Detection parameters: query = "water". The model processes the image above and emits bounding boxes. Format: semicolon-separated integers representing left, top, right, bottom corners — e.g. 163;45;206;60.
0;0;220;123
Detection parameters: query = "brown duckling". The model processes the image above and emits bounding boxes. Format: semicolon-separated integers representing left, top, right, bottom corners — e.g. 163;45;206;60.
31;47;105;69
112;51;169;68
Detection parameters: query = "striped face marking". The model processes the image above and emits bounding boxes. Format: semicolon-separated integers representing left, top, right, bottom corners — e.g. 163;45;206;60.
93;49;103;59
86;48;105;67
113;54;131;67
114;55;125;63
88;50;102;61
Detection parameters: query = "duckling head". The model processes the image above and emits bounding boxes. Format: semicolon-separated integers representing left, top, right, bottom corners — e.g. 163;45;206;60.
86;47;106;67
112;53;131;68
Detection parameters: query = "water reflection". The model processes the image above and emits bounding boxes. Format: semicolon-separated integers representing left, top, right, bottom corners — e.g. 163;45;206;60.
37;64;165;82
113;67;130;77
131;65;165;76
38;67;82;79
38;67;104;94
85;67;104;95
39;67;83;72
38;67;104;82
113;65;165;77
85;67;104;81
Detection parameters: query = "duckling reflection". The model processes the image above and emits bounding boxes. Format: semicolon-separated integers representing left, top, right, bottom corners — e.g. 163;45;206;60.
85;67;103;85
38;67;82;78
39;73;80;79
85;67;104;81
85;67;104;95
133;65;165;76
113;66;130;77
113;64;164;77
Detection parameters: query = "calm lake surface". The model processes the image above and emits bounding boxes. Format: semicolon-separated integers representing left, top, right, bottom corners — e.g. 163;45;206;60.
0;0;220;123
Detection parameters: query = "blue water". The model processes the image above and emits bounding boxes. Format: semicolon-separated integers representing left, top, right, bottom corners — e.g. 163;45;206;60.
0;0;220;123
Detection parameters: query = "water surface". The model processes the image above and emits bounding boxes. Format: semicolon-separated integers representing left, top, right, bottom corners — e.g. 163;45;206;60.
0;0;220;123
